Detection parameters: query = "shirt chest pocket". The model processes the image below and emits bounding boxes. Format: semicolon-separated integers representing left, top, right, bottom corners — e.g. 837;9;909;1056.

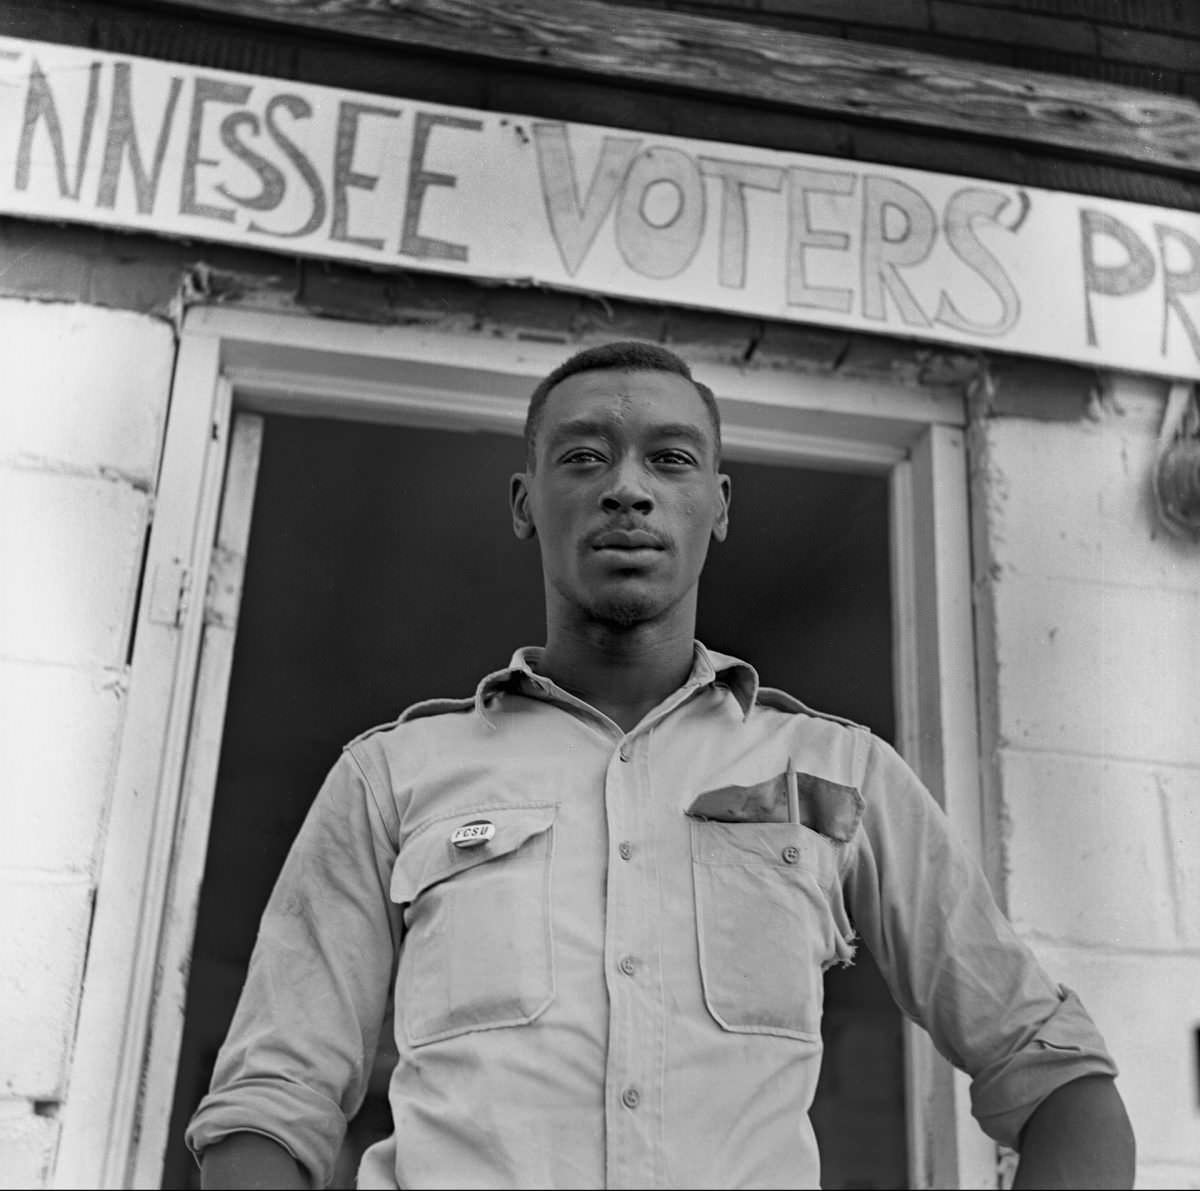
691;819;855;1043
390;803;557;1047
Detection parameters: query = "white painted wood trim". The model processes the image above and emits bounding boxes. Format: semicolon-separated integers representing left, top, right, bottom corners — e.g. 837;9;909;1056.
195;306;963;469
77;306;985;1188
53;341;234;1190
232;362;905;470
210;317;964;420
129;413;264;1188
891;426;997;1189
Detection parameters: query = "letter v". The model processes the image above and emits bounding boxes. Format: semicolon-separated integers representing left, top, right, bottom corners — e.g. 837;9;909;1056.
533;123;640;276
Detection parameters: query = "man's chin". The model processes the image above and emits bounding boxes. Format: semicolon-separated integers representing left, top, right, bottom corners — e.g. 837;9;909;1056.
584;582;668;628
591;596;659;628
552;572;677;628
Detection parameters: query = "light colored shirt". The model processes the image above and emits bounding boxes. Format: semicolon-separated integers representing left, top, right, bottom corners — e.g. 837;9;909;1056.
186;642;1117;1190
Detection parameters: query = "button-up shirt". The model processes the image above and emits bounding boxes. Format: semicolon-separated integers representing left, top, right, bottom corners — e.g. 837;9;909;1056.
186;643;1116;1189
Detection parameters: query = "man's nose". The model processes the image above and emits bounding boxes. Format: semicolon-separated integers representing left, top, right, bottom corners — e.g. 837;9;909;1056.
601;460;654;515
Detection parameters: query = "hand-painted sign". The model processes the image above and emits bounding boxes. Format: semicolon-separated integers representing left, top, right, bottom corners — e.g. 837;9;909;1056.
2;36;1198;379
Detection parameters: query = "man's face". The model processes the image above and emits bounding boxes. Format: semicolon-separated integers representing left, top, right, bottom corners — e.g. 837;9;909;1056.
511;368;730;628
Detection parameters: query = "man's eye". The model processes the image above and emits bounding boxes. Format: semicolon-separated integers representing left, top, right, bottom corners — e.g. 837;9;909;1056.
655;450;696;466
561;449;605;464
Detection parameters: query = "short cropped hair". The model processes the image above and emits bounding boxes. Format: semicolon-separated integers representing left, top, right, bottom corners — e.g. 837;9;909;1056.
523;341;722;469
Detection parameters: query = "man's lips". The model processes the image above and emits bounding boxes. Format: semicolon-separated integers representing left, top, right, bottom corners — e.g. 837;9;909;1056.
591;529;666;550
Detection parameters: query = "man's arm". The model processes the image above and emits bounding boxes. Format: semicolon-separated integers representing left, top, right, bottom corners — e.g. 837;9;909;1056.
842;736;1127;1170
1013;1074;1135;1189
185;748;403;1186
200;1132;309;1189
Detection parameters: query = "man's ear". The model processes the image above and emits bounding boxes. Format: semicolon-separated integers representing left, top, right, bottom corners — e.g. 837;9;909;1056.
712;472;731;543
510;472;537;540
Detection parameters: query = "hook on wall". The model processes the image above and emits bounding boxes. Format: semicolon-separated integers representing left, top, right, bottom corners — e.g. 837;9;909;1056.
1153;383;1200;543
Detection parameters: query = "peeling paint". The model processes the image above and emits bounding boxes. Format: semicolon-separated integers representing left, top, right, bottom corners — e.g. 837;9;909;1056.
1154;771;1188;946
0;454;153;494
98;671;129;699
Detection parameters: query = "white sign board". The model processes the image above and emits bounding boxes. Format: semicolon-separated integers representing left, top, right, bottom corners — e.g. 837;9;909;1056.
3;36;1199;379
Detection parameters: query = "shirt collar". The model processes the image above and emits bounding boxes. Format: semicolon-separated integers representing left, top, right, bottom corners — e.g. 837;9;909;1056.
691;642;759;718
473;641;759;725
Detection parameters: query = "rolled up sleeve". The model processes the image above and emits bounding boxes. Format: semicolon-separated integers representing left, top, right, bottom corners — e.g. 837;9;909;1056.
844;736;1118;1149
969;983;1117;1146
185;746;402;1186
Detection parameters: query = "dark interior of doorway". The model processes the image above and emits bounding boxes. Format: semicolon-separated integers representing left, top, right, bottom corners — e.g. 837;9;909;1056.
162;412;905;1189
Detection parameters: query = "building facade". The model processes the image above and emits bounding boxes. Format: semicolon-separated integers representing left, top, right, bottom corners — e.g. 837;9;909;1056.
0;1;1197;1187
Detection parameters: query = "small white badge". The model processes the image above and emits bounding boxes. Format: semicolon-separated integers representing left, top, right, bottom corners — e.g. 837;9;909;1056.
450;820;496;849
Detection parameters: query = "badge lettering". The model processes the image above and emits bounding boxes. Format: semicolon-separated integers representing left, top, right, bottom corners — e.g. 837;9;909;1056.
450;820;496;848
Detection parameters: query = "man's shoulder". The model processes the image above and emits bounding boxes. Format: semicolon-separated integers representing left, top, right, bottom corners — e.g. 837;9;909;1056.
345;695;478;749
753;684;871;734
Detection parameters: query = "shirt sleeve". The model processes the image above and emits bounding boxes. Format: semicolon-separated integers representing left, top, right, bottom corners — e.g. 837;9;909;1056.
184;745;402;1187
842;734;1118;1149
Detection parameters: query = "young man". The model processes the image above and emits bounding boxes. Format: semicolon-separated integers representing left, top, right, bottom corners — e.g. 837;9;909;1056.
188;341;1134;1189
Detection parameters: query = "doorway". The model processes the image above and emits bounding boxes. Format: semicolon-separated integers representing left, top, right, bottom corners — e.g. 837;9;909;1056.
160;410;905;1189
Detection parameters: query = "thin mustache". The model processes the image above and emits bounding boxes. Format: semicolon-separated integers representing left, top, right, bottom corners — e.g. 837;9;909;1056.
589;527;669;549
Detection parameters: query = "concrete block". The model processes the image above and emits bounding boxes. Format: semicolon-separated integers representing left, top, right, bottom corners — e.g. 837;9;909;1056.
991;574;1200;767
0;468;149;668
0;221;92;306
0;878;92;1099
1029;945;1200;1168
0;299;173;484
0;659;125;874
661;308;760;363
751;322;850;373
0;1103;58;1189
294;265;401;326
979;405;1200;593
998;749;1176;949
479;287;582;342
1136;1163;1200;1190
985;355;1095;421
570;294;670;347
1161;767;1200;949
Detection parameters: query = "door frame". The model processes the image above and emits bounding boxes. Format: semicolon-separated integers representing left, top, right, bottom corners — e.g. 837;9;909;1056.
53;304;994;1189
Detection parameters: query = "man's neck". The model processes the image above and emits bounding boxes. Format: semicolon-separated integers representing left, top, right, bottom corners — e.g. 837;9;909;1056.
536;620;697;734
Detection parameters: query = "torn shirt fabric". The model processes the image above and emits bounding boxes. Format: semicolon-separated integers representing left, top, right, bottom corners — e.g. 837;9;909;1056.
185;641;1116;1190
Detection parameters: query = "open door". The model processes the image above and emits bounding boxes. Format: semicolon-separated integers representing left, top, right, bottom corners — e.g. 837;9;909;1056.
157;412;906;1190
61;307;992;1189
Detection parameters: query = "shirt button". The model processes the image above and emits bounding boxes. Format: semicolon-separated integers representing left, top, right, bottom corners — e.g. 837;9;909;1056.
618;749;630;763
618;841;633;861
619;955;637;976
621;1087;641;1110
782;845;801;864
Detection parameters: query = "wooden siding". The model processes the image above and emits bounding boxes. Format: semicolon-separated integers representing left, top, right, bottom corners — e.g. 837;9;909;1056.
600;0;1200;98
128;0;1200;177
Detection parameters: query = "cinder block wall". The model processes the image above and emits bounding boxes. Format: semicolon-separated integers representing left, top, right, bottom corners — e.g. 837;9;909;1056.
971;377;1200;1190
0;299;174;1187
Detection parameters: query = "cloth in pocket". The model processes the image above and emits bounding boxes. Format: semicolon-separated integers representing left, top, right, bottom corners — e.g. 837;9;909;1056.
686;770;863;841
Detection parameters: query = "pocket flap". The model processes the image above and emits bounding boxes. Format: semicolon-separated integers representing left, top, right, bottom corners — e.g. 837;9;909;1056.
390;803;557;906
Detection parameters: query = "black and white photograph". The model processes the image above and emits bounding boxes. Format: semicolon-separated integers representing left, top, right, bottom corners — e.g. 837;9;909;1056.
1;1;1197;1188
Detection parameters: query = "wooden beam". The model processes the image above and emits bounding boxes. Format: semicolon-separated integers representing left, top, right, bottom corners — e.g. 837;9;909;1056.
140;0;1200;176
